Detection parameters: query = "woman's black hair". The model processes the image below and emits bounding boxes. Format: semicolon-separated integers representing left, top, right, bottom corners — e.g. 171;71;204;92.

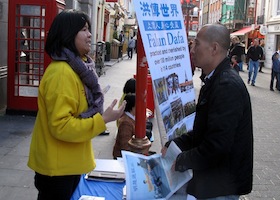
124;93;135;112
45;9;91;57
123;78;136;94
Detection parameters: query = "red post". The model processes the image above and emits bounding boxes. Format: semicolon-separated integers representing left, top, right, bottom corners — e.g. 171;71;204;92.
135;31;148;139
128;29;151;154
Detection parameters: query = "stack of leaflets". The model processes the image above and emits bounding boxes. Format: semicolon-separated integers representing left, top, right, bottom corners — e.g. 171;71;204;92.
121;141;193;200
78;195;105;200
85;159;125;182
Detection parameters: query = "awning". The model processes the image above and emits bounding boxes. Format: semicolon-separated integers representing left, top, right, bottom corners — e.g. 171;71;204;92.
231;27;252;36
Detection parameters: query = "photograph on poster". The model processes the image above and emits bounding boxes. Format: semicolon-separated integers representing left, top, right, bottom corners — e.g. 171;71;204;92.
170;98;184;124
161;106;174;132
171;123;188;140
153;77;169;105
179;71;194;92
183;100;196;117
166;73;180;96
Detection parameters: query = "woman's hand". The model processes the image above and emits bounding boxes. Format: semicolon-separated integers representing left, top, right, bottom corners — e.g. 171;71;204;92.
102;99;126;123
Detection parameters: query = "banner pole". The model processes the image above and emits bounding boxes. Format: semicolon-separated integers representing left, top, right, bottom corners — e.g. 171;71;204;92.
128;29;151;154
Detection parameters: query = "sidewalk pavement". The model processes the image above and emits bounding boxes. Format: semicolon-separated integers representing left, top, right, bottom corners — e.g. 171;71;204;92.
0;58;280;200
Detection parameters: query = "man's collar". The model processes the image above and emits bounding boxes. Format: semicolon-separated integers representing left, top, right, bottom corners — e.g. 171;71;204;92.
205;70;215;80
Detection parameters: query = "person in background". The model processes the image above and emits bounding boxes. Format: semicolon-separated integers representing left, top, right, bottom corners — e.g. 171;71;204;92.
118;30;124;60
231;55;240;74
277;46;280;57
162;24;253;200
116;78;154;145
27;10;126;200
247;38;263;86
229;36;245;72
259;39;265;73
113;93;136;159
189;40;196;75
127;36;136;59
134;34;137;53
245;41;254;69
116;78;136;128
270;52;280;91
119;78;136;108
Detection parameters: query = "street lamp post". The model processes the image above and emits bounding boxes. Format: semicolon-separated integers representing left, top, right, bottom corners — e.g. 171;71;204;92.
181;0;196;37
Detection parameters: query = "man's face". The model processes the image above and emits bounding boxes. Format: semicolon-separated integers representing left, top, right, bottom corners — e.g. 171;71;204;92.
190;28;213;71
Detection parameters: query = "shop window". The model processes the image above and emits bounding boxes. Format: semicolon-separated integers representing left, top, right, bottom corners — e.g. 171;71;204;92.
276;36;280;51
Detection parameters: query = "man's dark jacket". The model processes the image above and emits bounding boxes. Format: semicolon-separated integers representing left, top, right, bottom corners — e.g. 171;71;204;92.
166;58;253;198
247;45;263;61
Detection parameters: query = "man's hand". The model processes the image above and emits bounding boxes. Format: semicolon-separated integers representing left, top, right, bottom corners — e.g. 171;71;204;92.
161;146;176;172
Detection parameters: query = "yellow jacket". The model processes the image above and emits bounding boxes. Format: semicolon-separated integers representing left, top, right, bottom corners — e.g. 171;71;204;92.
28;61;106;176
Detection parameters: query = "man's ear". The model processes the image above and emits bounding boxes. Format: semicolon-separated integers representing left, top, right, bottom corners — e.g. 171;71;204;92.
211;42;219;56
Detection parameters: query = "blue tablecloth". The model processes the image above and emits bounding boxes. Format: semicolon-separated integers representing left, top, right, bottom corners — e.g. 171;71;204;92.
71;175;125;200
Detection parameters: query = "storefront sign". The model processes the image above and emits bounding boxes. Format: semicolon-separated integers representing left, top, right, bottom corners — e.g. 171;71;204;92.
274;25;280;31
225;0;234;6
259;25;268;35
268;24;280;33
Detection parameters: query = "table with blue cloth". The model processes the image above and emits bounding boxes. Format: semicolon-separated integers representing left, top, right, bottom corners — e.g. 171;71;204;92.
71;174;196;200
71;174;125;200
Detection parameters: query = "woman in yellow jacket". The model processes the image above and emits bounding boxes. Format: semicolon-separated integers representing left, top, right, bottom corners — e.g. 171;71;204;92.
27;10;126;200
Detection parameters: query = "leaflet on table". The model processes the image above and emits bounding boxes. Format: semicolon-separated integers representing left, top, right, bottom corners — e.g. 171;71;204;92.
121;141;193;200
85;159;125;182
78;195;105;200
133;0;196;140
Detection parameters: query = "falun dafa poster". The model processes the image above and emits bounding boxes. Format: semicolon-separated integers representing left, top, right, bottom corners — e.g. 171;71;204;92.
134;0;196;140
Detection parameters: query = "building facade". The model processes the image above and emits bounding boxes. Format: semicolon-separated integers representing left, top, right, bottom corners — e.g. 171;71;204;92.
0;0;8;111
209;0;221;24
264;0;280;68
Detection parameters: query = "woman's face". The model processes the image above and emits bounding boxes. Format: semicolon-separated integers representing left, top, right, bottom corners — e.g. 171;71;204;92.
75;23;92;56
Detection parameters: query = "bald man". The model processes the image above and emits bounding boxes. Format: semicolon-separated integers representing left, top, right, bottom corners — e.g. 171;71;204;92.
247;38;263;86
162;24;253;200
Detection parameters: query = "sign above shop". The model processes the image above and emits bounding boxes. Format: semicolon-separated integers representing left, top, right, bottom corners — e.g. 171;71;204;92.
259;25;268;35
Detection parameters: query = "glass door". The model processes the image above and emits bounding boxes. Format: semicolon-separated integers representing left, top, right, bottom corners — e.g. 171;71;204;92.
14;5;45;97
